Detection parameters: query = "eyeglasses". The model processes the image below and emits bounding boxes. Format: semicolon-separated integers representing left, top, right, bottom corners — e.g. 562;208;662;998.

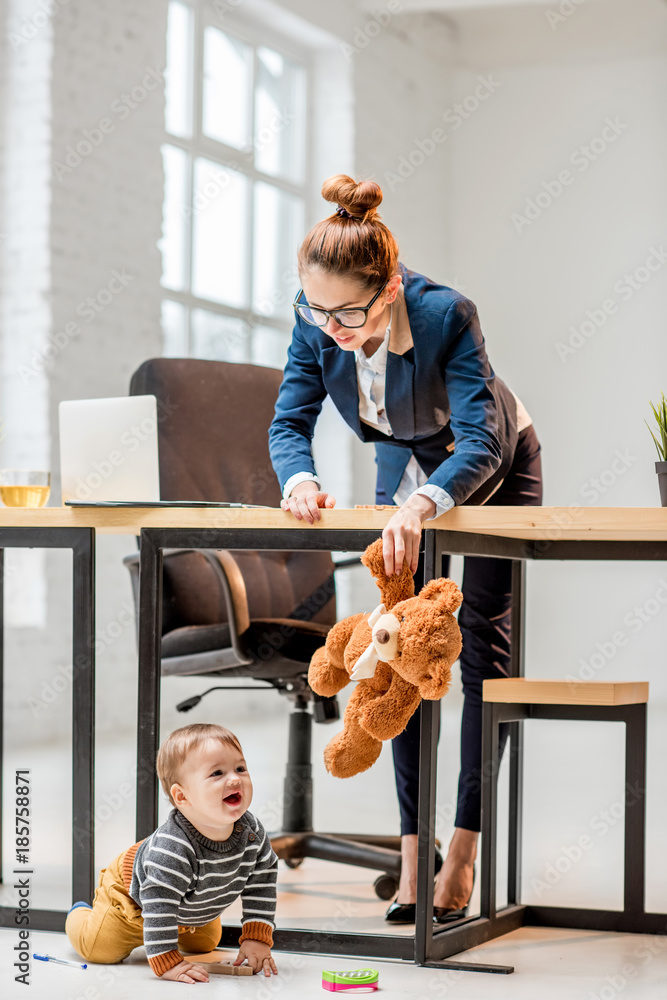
293;282;388;329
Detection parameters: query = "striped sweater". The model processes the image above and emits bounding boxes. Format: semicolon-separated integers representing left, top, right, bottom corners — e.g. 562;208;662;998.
126;808;278;976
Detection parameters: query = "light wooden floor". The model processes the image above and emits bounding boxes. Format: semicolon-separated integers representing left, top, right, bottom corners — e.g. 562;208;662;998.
2;708;667;997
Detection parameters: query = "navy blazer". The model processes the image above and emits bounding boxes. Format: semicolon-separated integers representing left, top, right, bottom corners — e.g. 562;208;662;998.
269;262;519;507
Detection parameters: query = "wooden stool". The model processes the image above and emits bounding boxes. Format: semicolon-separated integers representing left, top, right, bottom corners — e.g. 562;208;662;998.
481;679;651;932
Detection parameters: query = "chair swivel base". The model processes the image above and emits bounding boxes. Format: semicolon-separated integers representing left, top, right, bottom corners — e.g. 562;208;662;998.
270;831;403;899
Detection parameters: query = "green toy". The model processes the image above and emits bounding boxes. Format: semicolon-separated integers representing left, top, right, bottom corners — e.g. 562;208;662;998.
322;968;379;992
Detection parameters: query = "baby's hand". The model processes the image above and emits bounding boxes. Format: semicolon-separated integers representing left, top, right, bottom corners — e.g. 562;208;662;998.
161;959;209;983
233;939;278;976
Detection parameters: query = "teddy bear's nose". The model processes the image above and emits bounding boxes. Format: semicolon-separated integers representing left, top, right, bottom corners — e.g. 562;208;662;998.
375;629;390;644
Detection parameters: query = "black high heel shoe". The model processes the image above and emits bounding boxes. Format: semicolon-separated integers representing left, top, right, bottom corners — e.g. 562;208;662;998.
432;864;476;924
384;848;444;924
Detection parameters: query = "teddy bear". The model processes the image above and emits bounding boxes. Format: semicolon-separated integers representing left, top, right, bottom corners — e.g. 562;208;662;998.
308;538;463;778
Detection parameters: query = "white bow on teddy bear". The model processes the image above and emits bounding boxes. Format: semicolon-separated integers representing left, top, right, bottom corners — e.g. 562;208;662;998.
350;602;402;681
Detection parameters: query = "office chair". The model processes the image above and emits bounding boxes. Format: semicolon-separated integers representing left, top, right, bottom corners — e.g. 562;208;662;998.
123;357;404;899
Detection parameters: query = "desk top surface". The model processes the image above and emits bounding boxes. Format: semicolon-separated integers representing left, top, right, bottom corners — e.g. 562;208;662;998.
0;505;665;540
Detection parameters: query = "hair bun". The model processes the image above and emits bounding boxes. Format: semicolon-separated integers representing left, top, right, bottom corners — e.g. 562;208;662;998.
321;174;383;222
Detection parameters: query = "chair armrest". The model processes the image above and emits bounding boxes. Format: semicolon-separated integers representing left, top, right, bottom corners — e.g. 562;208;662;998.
122;548;252;667
208;550;250;635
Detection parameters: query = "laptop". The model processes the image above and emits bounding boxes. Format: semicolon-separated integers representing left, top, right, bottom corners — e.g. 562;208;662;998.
59;394;271;508
59;395;161;503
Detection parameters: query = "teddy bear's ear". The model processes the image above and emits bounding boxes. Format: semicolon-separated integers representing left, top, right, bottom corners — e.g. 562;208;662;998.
418;577;463;614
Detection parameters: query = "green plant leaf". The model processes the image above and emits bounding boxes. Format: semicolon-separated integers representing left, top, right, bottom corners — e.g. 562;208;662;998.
647;392;667;460
646;421;664;459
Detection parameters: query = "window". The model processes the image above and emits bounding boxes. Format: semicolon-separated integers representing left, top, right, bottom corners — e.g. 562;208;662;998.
160;0;309;369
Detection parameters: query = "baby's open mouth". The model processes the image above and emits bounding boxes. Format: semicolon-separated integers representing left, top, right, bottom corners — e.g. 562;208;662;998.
224;791;242;806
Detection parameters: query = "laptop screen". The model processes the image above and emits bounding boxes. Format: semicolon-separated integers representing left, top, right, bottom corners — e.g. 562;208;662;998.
59;395;160;503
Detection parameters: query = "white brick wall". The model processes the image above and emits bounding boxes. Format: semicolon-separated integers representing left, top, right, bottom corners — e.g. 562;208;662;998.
0;0;455;745
1;2;54;659
1;0;53;475
47;0;167;742
1;0;166;743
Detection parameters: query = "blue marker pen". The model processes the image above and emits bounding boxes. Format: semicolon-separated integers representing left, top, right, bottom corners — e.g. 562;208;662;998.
33;953;87;969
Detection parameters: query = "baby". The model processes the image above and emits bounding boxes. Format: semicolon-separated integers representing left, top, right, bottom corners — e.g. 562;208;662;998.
66;723;279;984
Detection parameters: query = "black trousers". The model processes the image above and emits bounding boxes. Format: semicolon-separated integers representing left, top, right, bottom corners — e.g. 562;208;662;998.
376;423;543;834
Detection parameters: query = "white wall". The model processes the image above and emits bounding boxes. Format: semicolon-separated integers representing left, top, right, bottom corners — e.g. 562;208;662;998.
2;0;666;913
444;0;667;687
444;0;667;909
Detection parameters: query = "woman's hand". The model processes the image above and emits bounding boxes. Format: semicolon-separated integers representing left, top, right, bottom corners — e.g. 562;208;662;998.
280;480;336;524
382;494;437;576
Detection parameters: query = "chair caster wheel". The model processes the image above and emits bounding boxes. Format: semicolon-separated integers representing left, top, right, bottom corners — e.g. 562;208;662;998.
284;857;304;870
374;873;399;900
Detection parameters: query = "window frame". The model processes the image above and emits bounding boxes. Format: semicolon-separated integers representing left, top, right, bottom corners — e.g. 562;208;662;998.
161;0;314;361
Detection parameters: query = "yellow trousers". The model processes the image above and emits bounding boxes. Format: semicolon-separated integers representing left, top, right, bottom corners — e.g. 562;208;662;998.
65;847;221;966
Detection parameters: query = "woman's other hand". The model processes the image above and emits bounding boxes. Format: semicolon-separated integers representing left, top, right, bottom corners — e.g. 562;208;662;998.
382;494;436;576
280;481;336;524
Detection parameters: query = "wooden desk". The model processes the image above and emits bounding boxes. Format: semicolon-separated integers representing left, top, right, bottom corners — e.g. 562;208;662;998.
0;504;666;539
121;506;667;974
2;506;666;955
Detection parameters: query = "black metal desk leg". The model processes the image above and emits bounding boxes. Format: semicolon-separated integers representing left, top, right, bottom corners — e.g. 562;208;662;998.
136;530;164;840
481;703;500;920
507;720;523;907
509;561;526;679
623;703;647;918
422;532;515;975
71;530;96;904
508;560;525;905
416;529;438;964
416;699;438;965
0;549;3;885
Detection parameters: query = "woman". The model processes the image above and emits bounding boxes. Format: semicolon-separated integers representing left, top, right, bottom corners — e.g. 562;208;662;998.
268;174;543;924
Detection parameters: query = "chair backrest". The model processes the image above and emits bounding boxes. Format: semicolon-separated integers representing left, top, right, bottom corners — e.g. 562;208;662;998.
130;358;336;629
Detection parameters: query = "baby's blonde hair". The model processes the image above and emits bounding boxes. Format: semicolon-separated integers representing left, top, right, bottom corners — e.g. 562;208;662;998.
156;723;244;806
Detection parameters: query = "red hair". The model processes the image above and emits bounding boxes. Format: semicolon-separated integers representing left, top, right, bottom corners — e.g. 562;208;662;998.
297;174;399;289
